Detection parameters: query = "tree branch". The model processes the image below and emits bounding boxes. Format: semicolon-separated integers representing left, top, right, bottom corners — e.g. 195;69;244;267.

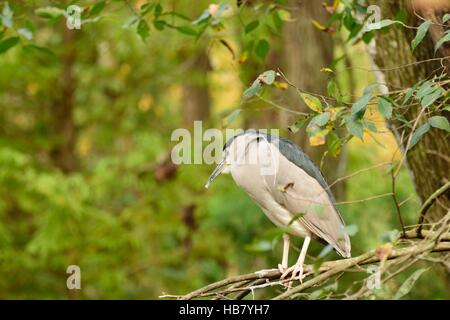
417;181;450;237
161;217;450;300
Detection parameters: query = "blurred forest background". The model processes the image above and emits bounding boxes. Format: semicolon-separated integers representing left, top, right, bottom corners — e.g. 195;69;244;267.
0;0;449;299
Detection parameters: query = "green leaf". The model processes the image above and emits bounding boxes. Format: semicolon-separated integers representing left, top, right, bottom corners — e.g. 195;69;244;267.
242;79;261;99
363;83;378;95
255;39;269;60
176;26;197;36
378;97;393;119
421;87;442;108
154;3;162;18
443;13;450;24
18;28;33;40
22;44;55;57
411;20;432;51
288;117;309;133
192;9;210;25
276;8;291;21
300;93;323;113
428;116;450;132
318;244;334;258
363;120;377;133
1;2;13;28
244;240;272;253
310;112;330;127
381;229;400;243
0;36;19;54
416;81;433;99
245;20;259;34
366;19;401;31
327;132;342;157
259;70;276;85
35;7;66;19
435;31;450;52
90;1;106;16
403;86;415;104
340;224;358;236
327;78;341;102
345;115;364;139
140;3;155;16
153;20;165;30
223;109;241;127
409;122;430;150
394;268;428;300
307;112;331;136
137;20;150;41
351;93;372;118
212;3;229;21
272;10;283;31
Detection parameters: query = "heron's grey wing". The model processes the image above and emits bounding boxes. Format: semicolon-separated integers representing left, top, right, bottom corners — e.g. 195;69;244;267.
274;136;339;207
263;141;351;258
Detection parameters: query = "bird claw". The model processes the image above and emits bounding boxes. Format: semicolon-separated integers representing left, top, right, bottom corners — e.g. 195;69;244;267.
281;263;306;284
278;264;287;274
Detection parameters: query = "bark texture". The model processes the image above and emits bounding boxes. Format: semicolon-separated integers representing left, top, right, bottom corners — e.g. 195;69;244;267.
281;0;347;199
370;0;450;222
50;28;78;173
181;51;211;125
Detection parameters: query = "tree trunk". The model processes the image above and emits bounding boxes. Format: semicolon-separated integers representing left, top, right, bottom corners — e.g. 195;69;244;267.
50;28;78;173
180;49;211;255
281;0;347;199
181;51;211;125
370;0;450;222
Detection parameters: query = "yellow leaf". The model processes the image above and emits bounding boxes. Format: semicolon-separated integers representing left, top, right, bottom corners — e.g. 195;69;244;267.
277;9;292;22
310;135;326;146
238;51;248;64
323;0;340;14
333;0;340;11
138;93;154;112
320;67;334;74
77;136;92;158
273;81;288;89
309;129;329;146
311;19;327;31
27;82;39;96
328;107;345;121
155;106;164;117
117;63;131;80
300;92;323;113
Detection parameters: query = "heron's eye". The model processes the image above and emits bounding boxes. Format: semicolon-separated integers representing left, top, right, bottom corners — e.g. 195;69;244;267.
256;136;261;142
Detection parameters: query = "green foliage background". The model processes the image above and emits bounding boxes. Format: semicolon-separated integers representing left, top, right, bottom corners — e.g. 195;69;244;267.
0;0;448;299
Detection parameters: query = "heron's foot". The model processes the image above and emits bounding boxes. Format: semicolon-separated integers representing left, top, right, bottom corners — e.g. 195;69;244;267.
278;263;287;274
280;263;306;283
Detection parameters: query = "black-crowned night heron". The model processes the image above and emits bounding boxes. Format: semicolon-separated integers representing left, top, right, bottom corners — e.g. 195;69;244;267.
205;130;351;282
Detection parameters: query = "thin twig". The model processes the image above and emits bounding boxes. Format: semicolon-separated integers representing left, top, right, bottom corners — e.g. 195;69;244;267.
417;181;450;237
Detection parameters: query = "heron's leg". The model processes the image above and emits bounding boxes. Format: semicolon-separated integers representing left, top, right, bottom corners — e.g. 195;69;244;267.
278;234;290;273
281;236;311;283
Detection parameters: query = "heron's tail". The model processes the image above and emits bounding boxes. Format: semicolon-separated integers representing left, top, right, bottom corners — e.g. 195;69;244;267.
334;234;351;258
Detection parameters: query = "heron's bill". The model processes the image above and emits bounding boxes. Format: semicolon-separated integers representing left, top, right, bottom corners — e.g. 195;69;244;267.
205;159;225;188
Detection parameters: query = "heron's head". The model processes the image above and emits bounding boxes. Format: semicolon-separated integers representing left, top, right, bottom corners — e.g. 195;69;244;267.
205;130;271;188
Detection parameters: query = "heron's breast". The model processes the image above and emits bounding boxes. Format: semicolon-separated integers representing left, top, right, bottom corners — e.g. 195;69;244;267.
231;163;309;237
